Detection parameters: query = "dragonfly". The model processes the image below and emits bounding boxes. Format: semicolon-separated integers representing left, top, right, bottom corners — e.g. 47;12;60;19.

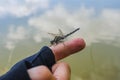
48;28;80;45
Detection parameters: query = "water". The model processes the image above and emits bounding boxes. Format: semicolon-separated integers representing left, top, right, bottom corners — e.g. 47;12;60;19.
0;39;120;80
65;43;120;80
0;1;120;79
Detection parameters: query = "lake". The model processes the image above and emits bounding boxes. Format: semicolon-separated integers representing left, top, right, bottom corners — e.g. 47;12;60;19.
0;38;120;80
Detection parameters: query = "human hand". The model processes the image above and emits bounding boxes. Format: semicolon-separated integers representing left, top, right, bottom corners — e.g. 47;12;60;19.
27;38;85;80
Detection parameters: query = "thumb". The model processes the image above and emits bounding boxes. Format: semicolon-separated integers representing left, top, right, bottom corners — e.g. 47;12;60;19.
27;66;55;80
52;62;71;80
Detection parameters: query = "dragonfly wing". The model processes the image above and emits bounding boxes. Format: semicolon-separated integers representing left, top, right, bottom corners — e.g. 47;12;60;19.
48;32;58;37
58;29;64;36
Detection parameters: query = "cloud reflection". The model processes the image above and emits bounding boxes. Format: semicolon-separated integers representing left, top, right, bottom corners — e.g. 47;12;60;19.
5;26;27;50
28;5;120;46
4;5;120;50
0;0;50;17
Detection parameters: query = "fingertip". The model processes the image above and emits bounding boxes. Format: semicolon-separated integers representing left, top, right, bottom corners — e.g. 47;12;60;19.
63;38;86;55
72;38;86;51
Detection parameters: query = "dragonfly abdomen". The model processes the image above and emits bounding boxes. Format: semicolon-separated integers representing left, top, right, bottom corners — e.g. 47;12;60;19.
63;28;80;38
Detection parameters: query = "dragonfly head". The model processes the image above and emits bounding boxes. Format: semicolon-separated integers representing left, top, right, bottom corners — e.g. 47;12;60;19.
50;40;55;45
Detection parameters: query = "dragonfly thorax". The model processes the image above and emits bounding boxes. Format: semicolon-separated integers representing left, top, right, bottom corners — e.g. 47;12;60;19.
50;36;64;45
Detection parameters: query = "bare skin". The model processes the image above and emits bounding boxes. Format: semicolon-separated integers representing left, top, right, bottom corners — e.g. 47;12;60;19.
27;38;85;80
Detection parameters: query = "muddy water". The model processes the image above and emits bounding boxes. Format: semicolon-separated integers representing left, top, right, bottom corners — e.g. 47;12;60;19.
0;41;120;80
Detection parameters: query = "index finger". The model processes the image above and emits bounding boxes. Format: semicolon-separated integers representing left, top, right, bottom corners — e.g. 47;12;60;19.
50;38;86;61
